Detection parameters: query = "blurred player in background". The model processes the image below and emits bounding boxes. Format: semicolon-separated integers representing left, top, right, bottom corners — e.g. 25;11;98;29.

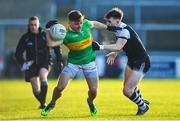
41;10;108;116
15;16;63;109
92;8;151;115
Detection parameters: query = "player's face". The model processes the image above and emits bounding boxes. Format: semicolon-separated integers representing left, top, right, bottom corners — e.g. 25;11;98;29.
106;17;120;26
28;20;40;34
69;18;83;33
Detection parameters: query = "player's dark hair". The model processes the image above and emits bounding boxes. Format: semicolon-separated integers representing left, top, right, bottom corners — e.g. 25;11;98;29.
68;10;84;22
28;16;39;22
104;8;123;20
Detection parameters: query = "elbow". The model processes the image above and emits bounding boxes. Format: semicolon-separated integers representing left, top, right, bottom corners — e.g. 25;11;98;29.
115;45;122;51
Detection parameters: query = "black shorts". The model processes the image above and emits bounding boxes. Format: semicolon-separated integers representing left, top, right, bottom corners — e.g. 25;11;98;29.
25;62;51;82
127;57;151;74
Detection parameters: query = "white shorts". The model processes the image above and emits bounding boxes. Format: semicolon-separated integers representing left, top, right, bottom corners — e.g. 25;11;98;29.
62;61;98;78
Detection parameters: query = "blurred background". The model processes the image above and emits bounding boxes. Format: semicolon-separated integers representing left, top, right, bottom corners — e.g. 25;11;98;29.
0;0;180;79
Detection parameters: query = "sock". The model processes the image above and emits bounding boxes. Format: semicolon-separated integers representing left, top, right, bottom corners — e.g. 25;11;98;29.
40;80;48;105
129;91;147;110
49;101;56;107
87;98;95;111
134;87;142;98
33;91;42;103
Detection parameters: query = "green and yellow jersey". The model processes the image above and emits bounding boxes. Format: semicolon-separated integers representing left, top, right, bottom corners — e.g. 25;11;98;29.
63;19;96;65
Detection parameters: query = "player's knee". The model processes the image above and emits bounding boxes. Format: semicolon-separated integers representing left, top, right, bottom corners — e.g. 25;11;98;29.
39;70;48;81
39;75;47;81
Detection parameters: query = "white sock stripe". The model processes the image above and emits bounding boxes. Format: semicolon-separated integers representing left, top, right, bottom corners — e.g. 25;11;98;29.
139;103;147;110
135;87;139;92
132;92;139;101
137;100;144;106
134;96;141;103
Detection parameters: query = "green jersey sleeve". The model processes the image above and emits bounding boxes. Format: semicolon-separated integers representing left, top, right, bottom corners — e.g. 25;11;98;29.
84;19;93;28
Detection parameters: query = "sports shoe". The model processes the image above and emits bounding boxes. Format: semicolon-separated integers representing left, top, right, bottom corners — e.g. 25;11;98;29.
143;100;150;105
39;103;47;109
136;104;149;115
41;103;55;116
87;99;98;116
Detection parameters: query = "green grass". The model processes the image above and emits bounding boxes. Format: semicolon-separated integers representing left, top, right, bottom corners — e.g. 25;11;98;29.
0;79;180;120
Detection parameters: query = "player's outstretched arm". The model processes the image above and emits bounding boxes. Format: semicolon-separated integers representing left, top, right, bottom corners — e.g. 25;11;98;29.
92;38;126;52
103;38;127;51
92;21;122;32
92;21;107;29
46;29;62;47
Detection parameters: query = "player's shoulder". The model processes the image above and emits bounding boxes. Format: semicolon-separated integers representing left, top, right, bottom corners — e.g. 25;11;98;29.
83;19;90;23
117;23;129;32
120;22;127;28
83;19;93;27
116;23;130;39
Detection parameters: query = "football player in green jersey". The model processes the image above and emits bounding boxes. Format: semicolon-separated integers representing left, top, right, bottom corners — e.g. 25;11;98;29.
41;10;107;117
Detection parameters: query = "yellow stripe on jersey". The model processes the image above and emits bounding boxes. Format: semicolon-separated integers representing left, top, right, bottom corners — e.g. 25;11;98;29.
66;34;93;50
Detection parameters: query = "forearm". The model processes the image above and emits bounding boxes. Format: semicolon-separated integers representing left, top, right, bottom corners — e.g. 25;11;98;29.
47;41;62;47
103;44;123;52
103;38;127;52
92;21;107;29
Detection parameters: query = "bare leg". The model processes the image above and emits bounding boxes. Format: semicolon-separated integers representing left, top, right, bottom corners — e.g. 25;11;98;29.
85;77;98;104
51;72;71;104
123;66;148;115
30;77;41;104
123;66;143;97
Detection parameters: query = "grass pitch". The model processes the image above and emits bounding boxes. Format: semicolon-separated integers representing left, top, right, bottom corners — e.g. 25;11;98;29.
0;79;180;120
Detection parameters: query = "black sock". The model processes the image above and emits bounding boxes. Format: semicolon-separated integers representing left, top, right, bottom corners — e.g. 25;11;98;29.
40;80;48;105
134;87;142;98
129;91;146;110
87;98;95;111
49;101;55;107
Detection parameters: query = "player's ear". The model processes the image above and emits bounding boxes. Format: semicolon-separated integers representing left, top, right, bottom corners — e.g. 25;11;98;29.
116;21;119;24
116;19;120;25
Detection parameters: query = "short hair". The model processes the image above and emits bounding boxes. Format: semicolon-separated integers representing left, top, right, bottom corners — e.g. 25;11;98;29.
104;8;124;20
28;16;39;23
68;10;84;22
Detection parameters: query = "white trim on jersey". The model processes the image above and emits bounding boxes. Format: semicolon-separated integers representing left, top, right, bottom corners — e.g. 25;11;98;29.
115;22;130;40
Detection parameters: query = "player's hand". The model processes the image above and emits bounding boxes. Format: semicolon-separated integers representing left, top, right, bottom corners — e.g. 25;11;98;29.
92;41;104;50
21;60;34;71
46;20;58;29
107;26;121;32
106;52;118;65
